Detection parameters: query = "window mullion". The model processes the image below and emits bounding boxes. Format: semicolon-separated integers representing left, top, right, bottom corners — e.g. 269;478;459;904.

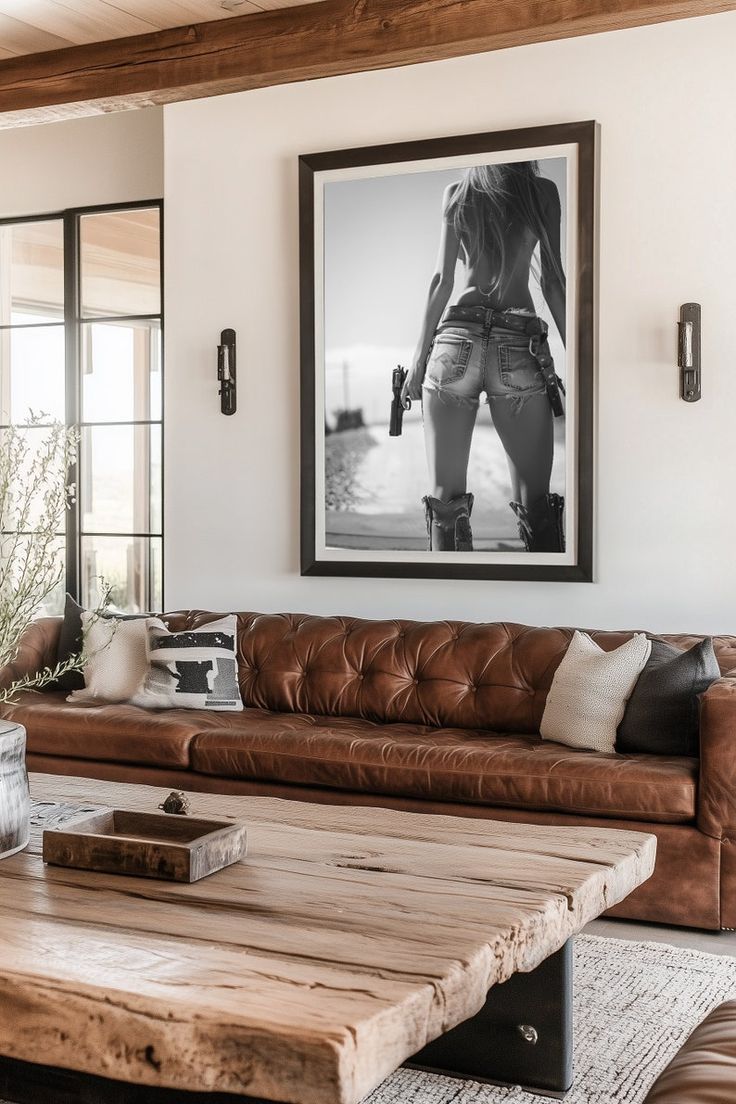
63;211;81;602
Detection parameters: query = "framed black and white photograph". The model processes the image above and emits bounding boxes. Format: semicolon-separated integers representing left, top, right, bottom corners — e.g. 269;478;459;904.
300;121;597;581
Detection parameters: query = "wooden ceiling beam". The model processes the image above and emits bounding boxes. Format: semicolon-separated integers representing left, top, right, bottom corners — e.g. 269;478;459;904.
0;0;734;128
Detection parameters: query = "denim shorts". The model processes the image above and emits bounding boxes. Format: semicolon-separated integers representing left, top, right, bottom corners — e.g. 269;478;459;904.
422;311;548;411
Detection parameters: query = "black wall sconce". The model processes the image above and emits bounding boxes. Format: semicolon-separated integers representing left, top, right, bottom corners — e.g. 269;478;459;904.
217;328;237;416
678;304;701;403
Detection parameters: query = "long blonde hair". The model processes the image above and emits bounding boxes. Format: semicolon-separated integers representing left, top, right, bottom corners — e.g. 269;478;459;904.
444;162;565;294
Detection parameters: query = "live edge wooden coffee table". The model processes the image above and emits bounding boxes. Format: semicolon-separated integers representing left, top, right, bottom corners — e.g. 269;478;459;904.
0;774;655;1104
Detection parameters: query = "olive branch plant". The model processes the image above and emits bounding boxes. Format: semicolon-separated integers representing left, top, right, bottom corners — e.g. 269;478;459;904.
0;415;110;704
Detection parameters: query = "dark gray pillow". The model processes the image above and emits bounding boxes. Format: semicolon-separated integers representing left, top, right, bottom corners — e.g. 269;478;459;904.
55;593;85;691
616;637;720;757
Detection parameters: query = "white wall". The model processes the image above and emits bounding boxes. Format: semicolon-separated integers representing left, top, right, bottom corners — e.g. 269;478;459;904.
163;12;736;633
0;108;163;216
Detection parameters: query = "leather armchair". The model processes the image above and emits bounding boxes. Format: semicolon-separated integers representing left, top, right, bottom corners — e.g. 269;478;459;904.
644;1001;736;1103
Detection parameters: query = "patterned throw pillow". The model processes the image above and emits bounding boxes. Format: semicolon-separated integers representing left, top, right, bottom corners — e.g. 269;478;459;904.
132;615;243;711
541;631;652;753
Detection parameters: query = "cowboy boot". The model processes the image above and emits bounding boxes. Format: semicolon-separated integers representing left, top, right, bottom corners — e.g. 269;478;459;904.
422;493;474;551
510;493;565;552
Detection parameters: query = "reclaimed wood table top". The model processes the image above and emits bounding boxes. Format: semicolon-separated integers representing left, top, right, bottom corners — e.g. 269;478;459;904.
0;774;656;1104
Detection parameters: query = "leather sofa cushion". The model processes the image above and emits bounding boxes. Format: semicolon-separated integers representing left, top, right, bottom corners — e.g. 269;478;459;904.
3;693;697;823
4;693;197;769
189;709;697;823
644;1000;736;1103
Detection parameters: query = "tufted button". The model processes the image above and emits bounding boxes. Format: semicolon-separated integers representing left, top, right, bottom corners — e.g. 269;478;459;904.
357;673;364;680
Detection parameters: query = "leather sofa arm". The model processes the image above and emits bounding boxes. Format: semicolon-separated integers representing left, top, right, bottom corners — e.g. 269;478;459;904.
0;617;63;694
698;673;736;840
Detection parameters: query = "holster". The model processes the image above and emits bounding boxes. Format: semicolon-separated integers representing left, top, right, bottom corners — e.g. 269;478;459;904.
529;331;565;418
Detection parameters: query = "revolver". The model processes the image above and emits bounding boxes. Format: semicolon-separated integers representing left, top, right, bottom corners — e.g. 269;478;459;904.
389;365;411;437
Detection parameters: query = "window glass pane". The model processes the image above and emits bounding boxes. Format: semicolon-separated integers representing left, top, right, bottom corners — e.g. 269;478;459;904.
150;537;162;613
150;427;162;534
82;319;161;423
80;208;160;319
80;424;161;535
0;324;65;424
0;425;69;533
81;535;161;613
0;534;65;617
0;219;64;326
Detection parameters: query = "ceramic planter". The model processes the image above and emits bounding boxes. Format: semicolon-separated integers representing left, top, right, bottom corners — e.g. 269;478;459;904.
0;722;30;860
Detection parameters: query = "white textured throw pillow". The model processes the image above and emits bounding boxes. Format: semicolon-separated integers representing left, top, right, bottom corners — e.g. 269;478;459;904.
131;615;243;712
67;612;166;705
541;631;652;753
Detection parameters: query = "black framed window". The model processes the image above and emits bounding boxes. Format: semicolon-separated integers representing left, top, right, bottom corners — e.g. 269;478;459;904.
0;200;163;613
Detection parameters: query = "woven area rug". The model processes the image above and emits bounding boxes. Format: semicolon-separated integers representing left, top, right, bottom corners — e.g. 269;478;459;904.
1;934;735;1104
365;934;736;1104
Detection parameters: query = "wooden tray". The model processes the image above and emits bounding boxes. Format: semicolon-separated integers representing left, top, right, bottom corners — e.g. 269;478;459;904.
42;808;248;883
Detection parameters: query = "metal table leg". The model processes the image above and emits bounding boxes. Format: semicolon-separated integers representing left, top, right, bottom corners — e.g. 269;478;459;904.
405;939;573;1098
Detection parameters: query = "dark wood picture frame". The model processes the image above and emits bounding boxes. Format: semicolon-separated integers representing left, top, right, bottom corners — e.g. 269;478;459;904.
300;120;598;581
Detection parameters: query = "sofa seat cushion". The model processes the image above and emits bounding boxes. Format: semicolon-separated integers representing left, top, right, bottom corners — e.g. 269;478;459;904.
3;693;198;769
189;709;698;823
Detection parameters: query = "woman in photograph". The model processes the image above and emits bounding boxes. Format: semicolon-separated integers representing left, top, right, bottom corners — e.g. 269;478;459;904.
402;161;566;553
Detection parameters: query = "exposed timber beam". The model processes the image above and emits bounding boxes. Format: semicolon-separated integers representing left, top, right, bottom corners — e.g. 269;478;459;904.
0;0;734;128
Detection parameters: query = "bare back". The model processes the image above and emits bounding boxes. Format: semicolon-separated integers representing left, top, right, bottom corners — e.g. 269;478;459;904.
457;216;539;311
450;176;560;314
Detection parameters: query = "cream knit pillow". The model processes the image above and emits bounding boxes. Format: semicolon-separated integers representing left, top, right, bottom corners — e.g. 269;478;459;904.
67;612;166;705
541;631;652;753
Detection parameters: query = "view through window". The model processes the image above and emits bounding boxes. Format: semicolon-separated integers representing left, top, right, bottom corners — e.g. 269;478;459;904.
0;202;163;613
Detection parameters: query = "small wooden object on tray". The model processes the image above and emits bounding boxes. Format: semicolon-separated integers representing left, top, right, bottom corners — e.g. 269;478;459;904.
42;807;247;882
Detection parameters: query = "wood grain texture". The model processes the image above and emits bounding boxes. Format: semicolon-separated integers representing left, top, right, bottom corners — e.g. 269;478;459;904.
0;773;656;1104
0;2;153;48
0;0;267;54
0;0;735;127
0;10;72;55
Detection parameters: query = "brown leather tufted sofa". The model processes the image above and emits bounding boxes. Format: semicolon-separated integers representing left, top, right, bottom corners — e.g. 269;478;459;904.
3;610;736;931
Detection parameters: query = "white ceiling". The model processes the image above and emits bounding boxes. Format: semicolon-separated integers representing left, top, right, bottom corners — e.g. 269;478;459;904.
0;0;314;59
